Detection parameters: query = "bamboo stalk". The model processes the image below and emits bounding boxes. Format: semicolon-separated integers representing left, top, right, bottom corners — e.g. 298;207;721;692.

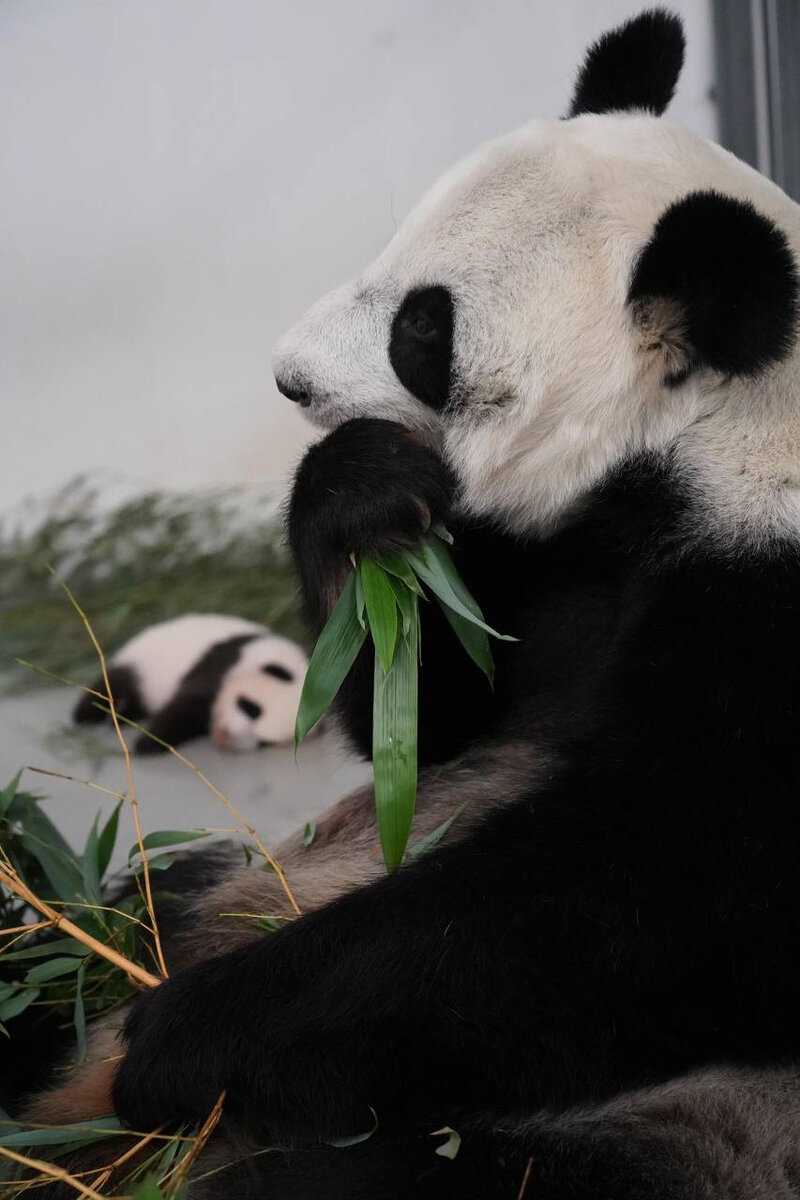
47;569;169;979
0;864;160;990
165;1090;226;1194
0;1146;107;1200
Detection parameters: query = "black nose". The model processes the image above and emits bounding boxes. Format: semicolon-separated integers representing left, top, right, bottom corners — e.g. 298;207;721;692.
276;376;311;406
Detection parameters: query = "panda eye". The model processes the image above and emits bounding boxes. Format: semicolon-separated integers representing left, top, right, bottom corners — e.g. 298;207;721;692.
404;310;437;339
236;697;262;720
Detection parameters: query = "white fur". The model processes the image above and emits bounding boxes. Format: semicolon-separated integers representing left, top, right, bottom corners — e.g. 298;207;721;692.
273;114;800;547
210;635;308;751
113;613;267;713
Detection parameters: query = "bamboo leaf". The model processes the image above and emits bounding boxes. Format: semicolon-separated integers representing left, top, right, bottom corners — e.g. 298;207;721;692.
303;821;317;849
436;601;494;683
2;937;91;962
295;571;367;745
374;552;425;596
25;956;83;984
0;1118;122;1149
385;574;414;636
406;804;466;859
0;986;40;1024
73;961;87;1063
81;812;103;906
373;599;418;870
96;800;123;879
354;568;367;630
405;537;518;642
360;559;398;673
0;772;21;820
127;829;212;864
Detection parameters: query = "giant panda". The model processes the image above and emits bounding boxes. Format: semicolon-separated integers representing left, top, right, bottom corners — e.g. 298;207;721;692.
21;10;800;1198
73;614;307;753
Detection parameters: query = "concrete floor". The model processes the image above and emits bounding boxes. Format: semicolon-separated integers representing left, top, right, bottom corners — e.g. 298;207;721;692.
0;688;372;871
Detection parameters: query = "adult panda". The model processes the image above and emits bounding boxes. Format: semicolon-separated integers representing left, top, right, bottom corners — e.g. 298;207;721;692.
26;9;800;1197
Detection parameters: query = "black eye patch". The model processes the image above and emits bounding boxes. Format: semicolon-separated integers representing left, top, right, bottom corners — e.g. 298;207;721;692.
237;696;262;720
262;663;295;682
389;285;454;411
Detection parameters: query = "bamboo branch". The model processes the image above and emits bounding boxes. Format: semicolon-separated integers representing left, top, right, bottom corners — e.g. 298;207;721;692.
0;864;160;990
46;568;170;979
0;1146;107;1200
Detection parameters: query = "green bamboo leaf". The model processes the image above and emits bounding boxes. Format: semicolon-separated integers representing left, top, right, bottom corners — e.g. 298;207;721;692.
436;601;494;682
361;559;398;673
0;987;40;1024
73;961;87;1063
430;522;454;545
385;573;415;636
82;811;103;906
132;853;174;875
405;537;517;641
303;821;317;849
0;1118;121;1149
406;804;466;859
127;829;212;864
96;800;123;879
10;800;84;901
25;956;83;984
374;552;425;596
373;599;419;870
0;772;21;820
295;571;367;745
354;567;367;630
2;937;90;962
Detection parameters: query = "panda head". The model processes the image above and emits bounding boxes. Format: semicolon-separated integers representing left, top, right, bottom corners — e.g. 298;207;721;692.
273;10;800;542
210;638;308;752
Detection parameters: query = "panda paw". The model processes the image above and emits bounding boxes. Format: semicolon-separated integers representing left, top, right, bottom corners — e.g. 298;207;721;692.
111;944;383;1142
288;418;453;620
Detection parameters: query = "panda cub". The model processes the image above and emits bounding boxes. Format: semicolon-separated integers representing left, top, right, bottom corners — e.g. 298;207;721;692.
73;614;307;753
25;9;800;1199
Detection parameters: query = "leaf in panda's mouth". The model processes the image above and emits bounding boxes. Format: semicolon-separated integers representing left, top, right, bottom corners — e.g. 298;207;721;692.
294;529;515;870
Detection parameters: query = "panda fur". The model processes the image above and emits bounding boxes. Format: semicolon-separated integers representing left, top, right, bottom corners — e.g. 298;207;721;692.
209;637;309;751
23;11;800;1198
73;614;307;754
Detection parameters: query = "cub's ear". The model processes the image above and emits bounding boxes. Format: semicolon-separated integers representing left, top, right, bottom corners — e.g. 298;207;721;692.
568;8;684;118
629;190;799;378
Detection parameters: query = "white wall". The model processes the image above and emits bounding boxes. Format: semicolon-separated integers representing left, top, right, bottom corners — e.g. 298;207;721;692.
0;1;715;515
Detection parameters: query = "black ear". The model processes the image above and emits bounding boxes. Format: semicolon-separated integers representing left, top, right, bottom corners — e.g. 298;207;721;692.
568;9;684;118
628;191;799;378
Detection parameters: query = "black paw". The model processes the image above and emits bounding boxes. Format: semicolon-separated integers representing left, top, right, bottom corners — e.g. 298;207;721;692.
112;938;384;1141
288;418;453;623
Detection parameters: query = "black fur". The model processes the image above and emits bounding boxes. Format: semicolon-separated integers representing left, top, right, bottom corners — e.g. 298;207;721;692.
629;190;800;377
568;9;685;118
134;633;258;754
389;285;454;410
72;664;145;725
114;423;800;1200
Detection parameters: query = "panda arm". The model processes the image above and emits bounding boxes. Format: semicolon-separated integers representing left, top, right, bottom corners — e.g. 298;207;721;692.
134;690;212;754
111;767;716;1139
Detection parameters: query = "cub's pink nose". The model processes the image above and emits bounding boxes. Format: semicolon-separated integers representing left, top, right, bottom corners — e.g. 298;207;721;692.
212;726;231;751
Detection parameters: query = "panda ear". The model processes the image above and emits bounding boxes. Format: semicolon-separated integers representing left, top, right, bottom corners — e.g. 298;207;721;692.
628;191;799;379
568;9;684;118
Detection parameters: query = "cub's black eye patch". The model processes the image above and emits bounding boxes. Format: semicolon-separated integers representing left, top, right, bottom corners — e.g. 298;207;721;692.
262;663;295;682
389;285;454;411
237;696;262;720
